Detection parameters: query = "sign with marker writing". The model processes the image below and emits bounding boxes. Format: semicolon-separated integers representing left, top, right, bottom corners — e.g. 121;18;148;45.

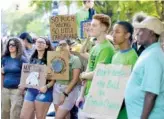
83;64;131;119
50;15;77;41
80;20;91;39
20;63;47;89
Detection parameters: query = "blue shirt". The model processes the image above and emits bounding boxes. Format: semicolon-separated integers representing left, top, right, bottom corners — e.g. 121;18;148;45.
2;56;28;88
125;42;164;119
24;45;35;61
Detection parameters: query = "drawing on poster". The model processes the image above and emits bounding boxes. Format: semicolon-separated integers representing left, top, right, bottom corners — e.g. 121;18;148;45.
20;63;47;89
47;51;69;80
26;72;40;86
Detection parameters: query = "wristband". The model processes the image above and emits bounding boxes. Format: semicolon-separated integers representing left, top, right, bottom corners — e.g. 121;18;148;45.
63;92;68;97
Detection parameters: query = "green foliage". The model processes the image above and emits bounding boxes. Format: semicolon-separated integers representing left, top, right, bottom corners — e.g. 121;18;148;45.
26;18;49;36
94;1;164;23
30;0;53;12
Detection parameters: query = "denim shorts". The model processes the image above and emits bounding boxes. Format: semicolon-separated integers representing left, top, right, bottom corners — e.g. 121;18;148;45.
24;88;53;103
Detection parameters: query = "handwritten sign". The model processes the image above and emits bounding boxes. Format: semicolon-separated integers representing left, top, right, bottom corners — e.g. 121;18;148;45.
50;15;77;41
80;20;91;39
20;63;47;89
47;51;69;80
82;64;131;119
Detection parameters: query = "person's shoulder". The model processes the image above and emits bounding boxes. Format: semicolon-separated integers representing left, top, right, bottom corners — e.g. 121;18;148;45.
2;56;9;61
71;54;80;61
75;8;84;15
105;40;115;49
129;49;138;57
20;56;28;63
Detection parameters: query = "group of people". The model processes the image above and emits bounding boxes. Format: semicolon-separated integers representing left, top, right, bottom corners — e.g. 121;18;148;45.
1;0;164;119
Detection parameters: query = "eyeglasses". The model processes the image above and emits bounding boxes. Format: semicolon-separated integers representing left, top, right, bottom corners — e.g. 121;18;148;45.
36;41;46;45
9;44;16;47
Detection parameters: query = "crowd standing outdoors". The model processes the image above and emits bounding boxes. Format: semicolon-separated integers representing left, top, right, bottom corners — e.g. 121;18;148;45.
1;0;164;119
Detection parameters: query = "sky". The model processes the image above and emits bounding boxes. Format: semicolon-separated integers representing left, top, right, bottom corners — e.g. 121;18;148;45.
1;0;30;11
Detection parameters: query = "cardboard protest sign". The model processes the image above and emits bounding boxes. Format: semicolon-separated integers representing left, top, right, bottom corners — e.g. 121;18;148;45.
82;64;131;119
47;50;69;80
20;63;47;89
50;15;77;41
80;20;91;39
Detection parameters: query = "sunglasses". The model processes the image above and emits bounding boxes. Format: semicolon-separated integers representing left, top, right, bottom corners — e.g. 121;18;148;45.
9;43;16;47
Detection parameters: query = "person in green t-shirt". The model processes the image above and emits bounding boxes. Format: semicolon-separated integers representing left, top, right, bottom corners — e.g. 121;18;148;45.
76;14;115;119
53;39;82;119
76;0;95;37
112;21;138;119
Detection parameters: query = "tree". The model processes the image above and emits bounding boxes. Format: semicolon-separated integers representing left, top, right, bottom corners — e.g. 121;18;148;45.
94;1;164;23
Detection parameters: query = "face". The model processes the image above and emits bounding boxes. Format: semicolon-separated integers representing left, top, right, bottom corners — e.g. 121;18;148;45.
8;40;17;53
85;0;94;8
135;28;152;46
22;39;28;48
58;43;70;51
35;38;47;51
112;24;129;45
90;19;106;37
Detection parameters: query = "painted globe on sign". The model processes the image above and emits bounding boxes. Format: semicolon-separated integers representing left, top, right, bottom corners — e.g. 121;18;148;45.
52;59;64;73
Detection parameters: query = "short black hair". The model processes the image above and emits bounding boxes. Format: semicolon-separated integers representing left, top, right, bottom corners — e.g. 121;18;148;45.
117;21;134;42
19;32;33;44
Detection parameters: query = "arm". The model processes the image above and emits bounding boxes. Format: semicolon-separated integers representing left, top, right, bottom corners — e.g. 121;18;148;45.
140;59;162;119
80;38;90;53
71;51;89;60
76;81;86;107
80;71;94;80
39;80;55;93
141;92;157;119
65;68;81;94
46;80;55;88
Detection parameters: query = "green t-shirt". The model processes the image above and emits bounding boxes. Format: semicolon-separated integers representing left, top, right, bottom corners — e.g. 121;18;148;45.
85;40;115;95
112;48;138;66
111;48;138;119
56;55;82;85
76;8;89;37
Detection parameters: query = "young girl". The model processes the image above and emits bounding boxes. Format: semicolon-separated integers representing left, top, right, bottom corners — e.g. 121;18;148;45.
20;37;55;119
53;40;82;119
1;37;28;119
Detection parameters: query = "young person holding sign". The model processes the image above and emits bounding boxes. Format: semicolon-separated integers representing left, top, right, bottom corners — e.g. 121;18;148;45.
76;14;115;119
20;37;55;119
112;21;138;119
1;38;28;119
53;39;82;119
76;0;95;37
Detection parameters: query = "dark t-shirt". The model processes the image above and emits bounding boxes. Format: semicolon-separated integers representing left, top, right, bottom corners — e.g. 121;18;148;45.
30;57;50;85
2;56;28;88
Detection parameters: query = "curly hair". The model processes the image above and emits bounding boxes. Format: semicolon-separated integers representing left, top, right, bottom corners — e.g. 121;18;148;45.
30;37;54;64
3;37;23;59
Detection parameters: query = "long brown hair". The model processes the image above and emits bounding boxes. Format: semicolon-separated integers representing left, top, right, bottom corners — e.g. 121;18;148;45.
30;37;54;64
3;37;23;59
